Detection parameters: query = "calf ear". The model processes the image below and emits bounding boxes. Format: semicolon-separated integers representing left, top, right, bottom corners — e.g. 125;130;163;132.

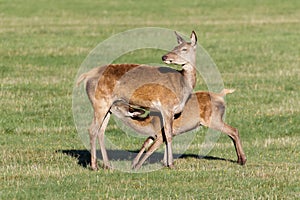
175;31;185;44
190;31;197;46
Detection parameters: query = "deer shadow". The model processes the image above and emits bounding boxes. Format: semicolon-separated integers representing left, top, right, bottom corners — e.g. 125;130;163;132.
57;149;235;168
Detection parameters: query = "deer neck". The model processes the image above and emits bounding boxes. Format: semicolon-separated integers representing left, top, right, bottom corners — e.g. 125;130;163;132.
182;62;196;90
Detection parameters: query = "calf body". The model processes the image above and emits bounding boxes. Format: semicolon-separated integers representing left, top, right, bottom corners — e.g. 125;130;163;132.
111;89;247;169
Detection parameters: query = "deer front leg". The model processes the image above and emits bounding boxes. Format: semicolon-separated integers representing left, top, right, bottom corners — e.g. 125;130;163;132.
161;111;174;168
165;135;174;168
163;144;168;167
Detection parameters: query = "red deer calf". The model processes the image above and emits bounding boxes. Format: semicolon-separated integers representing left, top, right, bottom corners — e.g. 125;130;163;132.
111;89;247;169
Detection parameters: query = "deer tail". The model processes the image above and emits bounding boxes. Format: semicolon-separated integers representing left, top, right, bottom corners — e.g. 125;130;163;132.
76;73;88;87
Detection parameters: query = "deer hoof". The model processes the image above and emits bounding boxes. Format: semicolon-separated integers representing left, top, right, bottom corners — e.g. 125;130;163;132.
102;163;112;170
167;163;175;169
90;165;98;171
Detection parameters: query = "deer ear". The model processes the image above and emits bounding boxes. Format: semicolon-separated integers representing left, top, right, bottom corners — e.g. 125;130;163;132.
175;31;185;44
190;31;197;46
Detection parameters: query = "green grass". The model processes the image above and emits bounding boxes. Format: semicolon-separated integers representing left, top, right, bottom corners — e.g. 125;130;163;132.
1;0;300;199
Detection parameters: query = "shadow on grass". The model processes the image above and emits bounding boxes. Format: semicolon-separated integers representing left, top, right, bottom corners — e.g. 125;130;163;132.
57;149;236;169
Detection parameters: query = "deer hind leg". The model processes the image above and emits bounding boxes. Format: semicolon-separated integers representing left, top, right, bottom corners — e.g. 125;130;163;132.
133;134;164;170
131;136;155;169
97;112;111;169
89;118;100;171
89;104;111;170
210;119;247;165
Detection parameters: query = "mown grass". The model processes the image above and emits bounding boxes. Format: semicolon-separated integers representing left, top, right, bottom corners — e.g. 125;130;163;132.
1;0;299;199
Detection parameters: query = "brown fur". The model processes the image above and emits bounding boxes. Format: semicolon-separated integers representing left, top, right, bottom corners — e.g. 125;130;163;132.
130;83;179;109
95;64;140;97
196;92;212;125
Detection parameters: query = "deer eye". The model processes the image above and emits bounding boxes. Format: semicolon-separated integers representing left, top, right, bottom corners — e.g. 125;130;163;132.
181;48;187;52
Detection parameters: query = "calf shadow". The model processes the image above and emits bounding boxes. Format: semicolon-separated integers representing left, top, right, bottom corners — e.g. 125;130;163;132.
57;149;235;169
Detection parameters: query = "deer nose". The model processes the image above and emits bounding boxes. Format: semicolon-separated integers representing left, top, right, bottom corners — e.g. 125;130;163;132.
162;55;168;61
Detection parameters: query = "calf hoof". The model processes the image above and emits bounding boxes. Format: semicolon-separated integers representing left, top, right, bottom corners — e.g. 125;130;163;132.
238;156;247;165
132;163;142;171
131;159;139;169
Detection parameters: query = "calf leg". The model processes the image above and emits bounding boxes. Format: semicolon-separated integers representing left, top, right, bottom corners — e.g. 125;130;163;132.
223;124;247;165
210;120;247;165
133;134;164;170
131;136;154;168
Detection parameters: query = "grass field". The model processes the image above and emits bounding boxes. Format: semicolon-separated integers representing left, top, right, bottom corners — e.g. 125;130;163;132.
1;0;300;199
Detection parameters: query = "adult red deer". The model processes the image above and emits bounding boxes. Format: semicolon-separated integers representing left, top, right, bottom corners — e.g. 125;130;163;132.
77;31;198;170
